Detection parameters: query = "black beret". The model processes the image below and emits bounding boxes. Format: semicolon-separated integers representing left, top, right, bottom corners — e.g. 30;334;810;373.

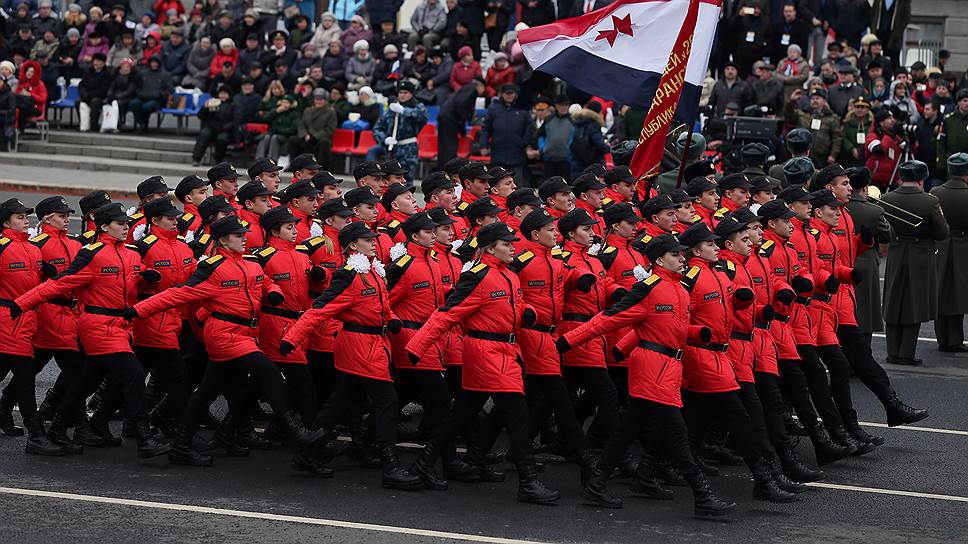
338;221;377;249
644;233;687;263
557;208;599;236
260;205;300;232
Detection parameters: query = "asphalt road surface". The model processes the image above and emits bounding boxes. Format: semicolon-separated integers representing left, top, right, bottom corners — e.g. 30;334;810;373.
1;189;966;543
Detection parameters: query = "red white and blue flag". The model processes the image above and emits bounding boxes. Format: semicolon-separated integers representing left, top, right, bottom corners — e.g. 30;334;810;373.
518;0;721;126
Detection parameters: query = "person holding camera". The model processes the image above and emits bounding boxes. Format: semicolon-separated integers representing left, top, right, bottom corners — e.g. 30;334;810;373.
192;84;240;167
864;109;907;190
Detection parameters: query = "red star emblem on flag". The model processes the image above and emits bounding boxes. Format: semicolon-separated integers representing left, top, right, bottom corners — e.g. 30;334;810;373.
595;13;634;47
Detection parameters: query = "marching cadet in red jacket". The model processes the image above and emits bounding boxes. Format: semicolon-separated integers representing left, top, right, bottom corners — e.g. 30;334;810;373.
344;187;394;264
186;195;237;259
279;180;322;241
758;199;856;465
208;162;243;211
670;188;700;233
503;188;543;234
686;177;720;230
603;166;636;207
254;206;326;450
132;216;324;468
556;234;735;517
714;211;819;490
14;203;171;459
127;176;173;243
408;222;560;505
509;209;599;483
422;172;470;241
77;191;112;243
807;189;878;454
130;198;194;438
379;183;419;243
486;166;517;224
676;222;797;503
638;195;677;239
174;175;209;235
0;199;63;455
0;197;82;429
539;177;576;222
236;181;275;250
454;196;504;263
426;208;465;389
710;174;752;227
572;174;607;239
281;222;421;489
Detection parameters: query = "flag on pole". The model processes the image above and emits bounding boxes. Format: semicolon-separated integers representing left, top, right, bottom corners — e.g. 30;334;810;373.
518;0;721;179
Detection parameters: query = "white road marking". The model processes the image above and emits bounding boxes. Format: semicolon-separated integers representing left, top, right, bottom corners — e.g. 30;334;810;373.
859;422;968;436
805;482;968;503
0;486;552;544
871;332;938;343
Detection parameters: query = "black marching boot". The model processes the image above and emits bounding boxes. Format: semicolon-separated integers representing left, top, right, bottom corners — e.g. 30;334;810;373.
885;393;929;427
0;391;23;436
441;444;481;482
279;411;325;448
577;449;598;487
215;413;250;457
412;444;448;491
628;453;674;500
582;467;622;508
148;407;178;439
136;420;172;458
829;425;877;456
692;445;721;476
168;424;212;466
466;443;505;482
844;421;885;446
806;422;855;465
292;451;335;477
76;408;122;447
766;457;807;494
655;459;688;486
37;385;61;422
751;458;799;502
783;411;807;436
516;461;560;504
685;471;736;518
777;445;825;483
24;417;64;456
235;415;272;451
380;445;422;490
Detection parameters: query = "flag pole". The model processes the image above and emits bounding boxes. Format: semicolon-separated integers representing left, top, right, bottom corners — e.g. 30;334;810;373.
675;124;695;189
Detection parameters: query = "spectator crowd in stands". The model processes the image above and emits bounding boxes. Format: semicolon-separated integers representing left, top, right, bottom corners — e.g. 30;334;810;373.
0;0;965;190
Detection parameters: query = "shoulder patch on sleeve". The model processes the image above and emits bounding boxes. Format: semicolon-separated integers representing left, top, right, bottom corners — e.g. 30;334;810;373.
680;265;701;291
470;262;488;274
295;244;308;251
714;207;728;218
644;273;661;285
204;254;223;265
84;241;104;252
0;237;9;246
508;250;535;273
602;245;617;254
29;233;49;244
257;247;276;258
181;212;195;222
394;254;412;267
143;234;158;244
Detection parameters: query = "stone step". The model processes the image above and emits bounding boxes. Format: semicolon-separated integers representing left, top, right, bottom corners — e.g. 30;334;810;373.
46;130;197;153
1;152;245;179
19;141;193;164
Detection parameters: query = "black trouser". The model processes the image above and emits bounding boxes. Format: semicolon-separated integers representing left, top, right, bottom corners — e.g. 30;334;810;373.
0;355;38;421
193;126;231;163
445;366;462;399
736;381;776;457
182;352;291;430
428;390;534;468
54;352;147;427
436;116;461;170
312;370;398;448
608;366;629;409
777;358;821;428
795;345;844;430
542;160;571;181
133;346;189;423
934;315;964;349
277;363;318;426
563;366;619;448
395;369;452;439
599;397;700;479
525;374;588;455
307;350;336;406
287;135;333;169
885;322;920;360
681;389;764;468
837;325;895;407
2;349;82;409
753;371;792;450
84;97;105;129
179;323;208;388
816;344;859;427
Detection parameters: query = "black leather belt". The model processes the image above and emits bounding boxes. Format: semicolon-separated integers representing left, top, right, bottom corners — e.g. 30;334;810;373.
262;306;302;319
524;323;556;334
49;297;77;308
467;329;516;344
211;311;259;327
343;322;388;335
730;330;754;342
309;290;323;298
774;314;790;323
697;342;729;352
754;321;772;330
85;305;129;317
638;340;683;360
0;298;16;309
813;293;832;303
562;312;592;322
795;296;811;306
399;319;424;330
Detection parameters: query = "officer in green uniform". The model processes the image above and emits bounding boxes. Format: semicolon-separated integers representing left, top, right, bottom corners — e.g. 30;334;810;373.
930;152;968;352
937;90;968;179
881;161;950;365
768;128;812;185
846;168;892;335
784;88;843;169
655;133;706;195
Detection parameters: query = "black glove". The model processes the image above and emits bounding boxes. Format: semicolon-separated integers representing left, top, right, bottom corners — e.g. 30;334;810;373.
386;318;402;334
762;304;775;322
612;346;625;363
555;336;571;353
40;262;57;278
857;225;875;246
733;288;754;302
122;307;138;320
7;303;22;320
791;276;813;294
576;273;596;293
699;327;712;343
408;351;420;365
824;275;840;294
266;291;285;306
139;269;162;284
612;287;628;302
279;340;294;356
522;308;537;327
776;288;795;305
850;268;863;285
309;265;327;282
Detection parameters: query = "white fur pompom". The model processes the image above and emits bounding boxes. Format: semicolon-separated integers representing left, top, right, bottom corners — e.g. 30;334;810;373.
633;264;649;282
184;230;195;244
27;226;37;238
371;258;386;278
588;243;602;256
198;254;208;261
132;223;147;241
310;221;323;238
453;184;463;200
345;253;371;274
460;260;475;272
389;242;407;261
451;239;463;250
126;206;138;217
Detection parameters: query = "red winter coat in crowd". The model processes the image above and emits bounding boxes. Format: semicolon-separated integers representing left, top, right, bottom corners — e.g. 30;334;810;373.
29;225;81;352
16;60;47;118
865;127;904;189
209;45;239;77
134;247;282;362
407;253;529;394
132;228;195;350
17;234;145;356
0;229;44;356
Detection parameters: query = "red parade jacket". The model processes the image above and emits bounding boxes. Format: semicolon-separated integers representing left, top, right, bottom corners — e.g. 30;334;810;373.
255;237;313;364
680;258;742;393
435;241;464;366
29;225;81;351
300;232;342;353
132;228;195;349
556;240;621;369
1;229;44;356
386;243;446;370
